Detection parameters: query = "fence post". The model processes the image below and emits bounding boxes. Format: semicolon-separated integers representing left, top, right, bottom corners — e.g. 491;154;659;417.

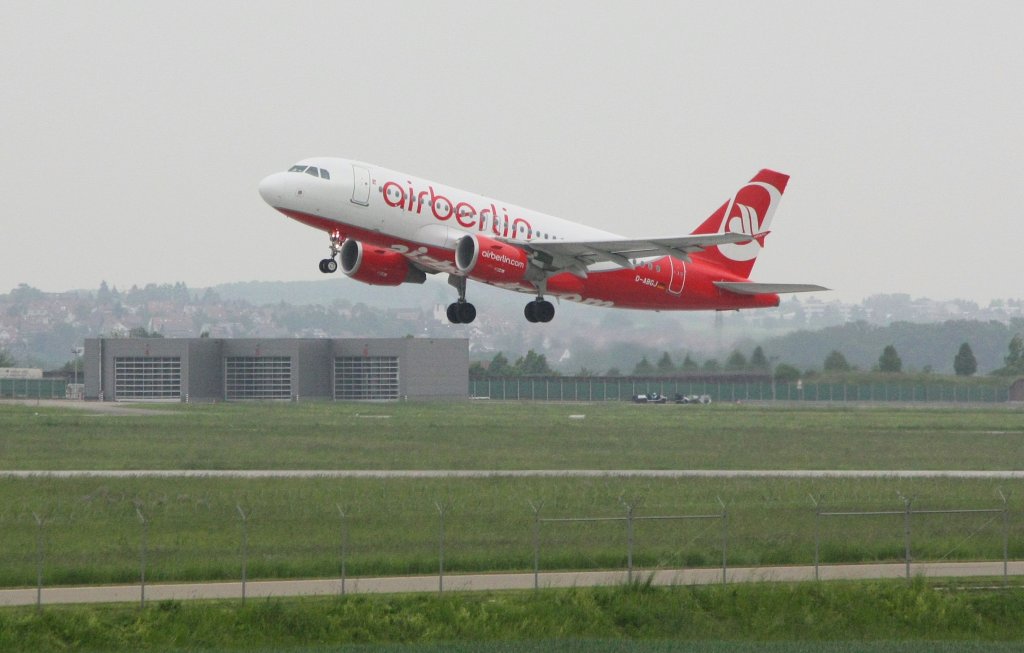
336;504;348;596
625;502;635;583
435;500;451;593
237;505;248;604
529;500;543;590
32;512;44;611
898;493;912;579
809;494;821;581
999;489;1010;585
717;497;728;585
136;507;147;609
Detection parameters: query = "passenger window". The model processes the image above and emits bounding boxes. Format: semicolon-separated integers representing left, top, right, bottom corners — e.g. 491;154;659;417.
320;169;330;180
289;165;307;173
305;167;320;177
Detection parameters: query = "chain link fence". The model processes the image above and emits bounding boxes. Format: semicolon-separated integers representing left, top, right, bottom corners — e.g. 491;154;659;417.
469;377;1012;403
0;379;68;400
4;492;1018;608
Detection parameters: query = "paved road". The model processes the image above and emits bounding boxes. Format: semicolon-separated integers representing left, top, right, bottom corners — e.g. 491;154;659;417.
1;561;1019;607
3;469;1024;478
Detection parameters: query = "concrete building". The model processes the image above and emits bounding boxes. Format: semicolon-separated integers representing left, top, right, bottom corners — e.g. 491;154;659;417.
84;337;468;401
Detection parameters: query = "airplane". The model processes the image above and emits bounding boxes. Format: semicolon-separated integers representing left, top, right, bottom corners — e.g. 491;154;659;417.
258;158;827;324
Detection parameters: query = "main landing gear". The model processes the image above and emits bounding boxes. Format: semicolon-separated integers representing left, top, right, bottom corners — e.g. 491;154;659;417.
319;230;343;274
444;276;556;325
446;276;477;324
446;300;477;324
524;298;555;323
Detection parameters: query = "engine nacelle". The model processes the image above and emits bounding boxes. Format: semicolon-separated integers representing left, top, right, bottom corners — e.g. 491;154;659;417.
455;234;531;283
340;239;426;286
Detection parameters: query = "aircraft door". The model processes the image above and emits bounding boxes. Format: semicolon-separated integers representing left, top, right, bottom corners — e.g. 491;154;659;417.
351;164;371;206
668;257;686;295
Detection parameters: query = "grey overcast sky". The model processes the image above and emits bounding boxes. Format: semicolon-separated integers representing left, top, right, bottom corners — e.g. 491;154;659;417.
2;1;1021;303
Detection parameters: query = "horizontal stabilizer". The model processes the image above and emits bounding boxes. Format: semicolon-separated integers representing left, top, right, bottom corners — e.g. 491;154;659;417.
714;281;829;295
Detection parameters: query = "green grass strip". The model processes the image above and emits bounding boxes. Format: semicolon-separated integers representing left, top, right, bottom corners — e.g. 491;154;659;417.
2;402;1023;471
2;580;1024;652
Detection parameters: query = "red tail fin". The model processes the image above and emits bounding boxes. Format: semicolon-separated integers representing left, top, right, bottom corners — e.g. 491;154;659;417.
691;169;789;278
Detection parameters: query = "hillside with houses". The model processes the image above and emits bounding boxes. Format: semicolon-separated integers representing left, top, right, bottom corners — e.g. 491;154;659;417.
1;280;1022;374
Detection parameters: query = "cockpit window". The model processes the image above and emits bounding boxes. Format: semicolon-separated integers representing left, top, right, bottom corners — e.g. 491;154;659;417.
288;164;330;179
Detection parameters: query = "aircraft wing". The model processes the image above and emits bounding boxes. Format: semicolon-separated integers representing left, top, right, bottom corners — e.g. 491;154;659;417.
714;281;829;295
513;232;757;271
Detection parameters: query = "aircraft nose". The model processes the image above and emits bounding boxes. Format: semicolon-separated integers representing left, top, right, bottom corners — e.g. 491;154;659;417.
258;172;287;206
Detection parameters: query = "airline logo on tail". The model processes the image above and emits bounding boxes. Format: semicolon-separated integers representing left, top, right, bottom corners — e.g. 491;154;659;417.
690;170;788;277
718;180;782;262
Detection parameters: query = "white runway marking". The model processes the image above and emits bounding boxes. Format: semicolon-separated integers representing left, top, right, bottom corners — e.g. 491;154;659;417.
2;470;1024;479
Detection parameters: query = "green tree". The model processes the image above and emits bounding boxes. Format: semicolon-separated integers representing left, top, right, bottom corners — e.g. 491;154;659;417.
656;352;675;376
750;346;768;370
953;342;977;377
632;356;655;376
469;361;487;379
878;345;902;373
1006;334;1023;369
487;352;513;377
0;348;15;367
823;350;852;373
128;326;164;338
680;354;699;372
995;334;1024;376
605;367;622;377
725;350;748;370
514;350;553;376
702;358;720;372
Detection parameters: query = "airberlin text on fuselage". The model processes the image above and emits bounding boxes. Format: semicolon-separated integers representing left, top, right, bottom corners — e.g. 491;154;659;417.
382;180;533;240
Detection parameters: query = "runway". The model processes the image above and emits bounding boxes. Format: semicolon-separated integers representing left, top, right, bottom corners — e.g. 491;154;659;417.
1;560;1019;607
3;469;1024;478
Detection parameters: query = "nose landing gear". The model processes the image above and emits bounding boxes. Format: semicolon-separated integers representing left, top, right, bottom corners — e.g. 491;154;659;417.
319;258;338;273
318;230;344;274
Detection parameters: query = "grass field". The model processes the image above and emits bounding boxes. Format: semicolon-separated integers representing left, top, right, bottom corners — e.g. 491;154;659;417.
1;401;1023;470
3;581;1024;652
2;401;1024;650
1;472;1020;586
1;402;1022;585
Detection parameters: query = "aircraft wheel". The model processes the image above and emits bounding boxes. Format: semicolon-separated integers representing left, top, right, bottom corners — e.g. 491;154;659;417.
446;303;461;324
324;258;338;273
537;300;555;323
524;302;538;323
456;302;476;324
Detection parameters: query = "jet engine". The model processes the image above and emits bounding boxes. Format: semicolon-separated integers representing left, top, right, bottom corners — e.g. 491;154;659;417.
340;239;426;286
455;234;531;283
